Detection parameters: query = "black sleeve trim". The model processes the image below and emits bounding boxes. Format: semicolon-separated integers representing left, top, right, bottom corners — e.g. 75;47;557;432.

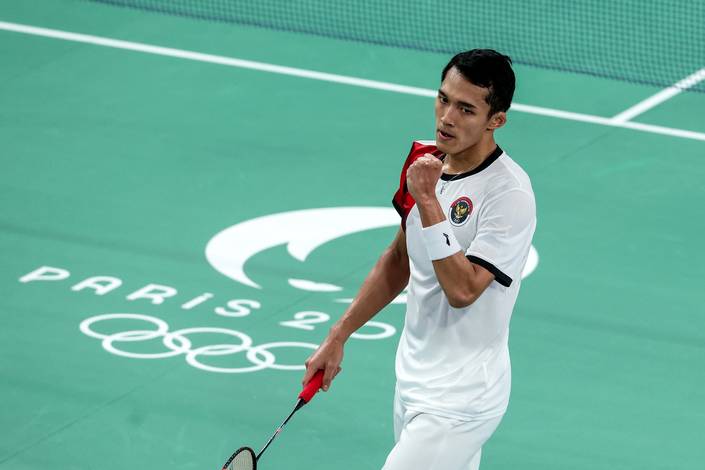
391;197;407;232
392;197;404;218
466;255;513;287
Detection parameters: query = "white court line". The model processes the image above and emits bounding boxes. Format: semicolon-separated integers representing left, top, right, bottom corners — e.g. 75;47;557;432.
612;68;705;123
514;103;705;141
1;20;704;142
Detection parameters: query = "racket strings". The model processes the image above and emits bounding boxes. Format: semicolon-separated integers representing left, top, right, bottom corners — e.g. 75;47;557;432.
224;447;256;470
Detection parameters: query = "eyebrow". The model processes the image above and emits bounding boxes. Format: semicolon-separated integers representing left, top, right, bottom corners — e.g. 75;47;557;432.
438;89;477;109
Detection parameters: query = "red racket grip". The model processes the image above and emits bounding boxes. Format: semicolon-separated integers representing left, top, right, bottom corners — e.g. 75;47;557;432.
299;370;324;403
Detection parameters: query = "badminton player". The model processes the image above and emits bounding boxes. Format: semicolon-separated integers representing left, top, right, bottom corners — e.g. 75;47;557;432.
302;49;536;470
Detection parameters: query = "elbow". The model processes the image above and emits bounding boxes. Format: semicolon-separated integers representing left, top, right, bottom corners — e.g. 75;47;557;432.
447;290;479;309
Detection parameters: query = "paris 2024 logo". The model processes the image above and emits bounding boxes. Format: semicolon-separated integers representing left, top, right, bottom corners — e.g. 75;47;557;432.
20;207;538;374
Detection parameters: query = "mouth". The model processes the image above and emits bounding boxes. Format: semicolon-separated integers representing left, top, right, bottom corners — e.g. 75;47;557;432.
437;129;455;141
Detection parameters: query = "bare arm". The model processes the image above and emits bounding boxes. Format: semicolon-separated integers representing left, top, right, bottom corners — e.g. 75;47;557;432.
416;197;494;308
407;154;494;308
302;227;410;390
330;227;409;340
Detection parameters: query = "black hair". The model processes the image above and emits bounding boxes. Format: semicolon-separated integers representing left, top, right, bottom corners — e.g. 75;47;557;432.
441;49;515;116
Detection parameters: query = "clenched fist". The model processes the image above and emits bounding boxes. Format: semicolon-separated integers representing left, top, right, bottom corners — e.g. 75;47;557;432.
407;153;443;202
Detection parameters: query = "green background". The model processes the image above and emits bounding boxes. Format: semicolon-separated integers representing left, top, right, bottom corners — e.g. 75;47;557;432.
1;1;704;469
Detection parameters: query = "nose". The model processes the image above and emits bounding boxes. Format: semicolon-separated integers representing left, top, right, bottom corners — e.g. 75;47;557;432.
440;106;455;128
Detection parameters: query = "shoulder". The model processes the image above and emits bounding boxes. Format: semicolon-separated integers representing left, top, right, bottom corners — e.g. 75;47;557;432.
484;150;534;202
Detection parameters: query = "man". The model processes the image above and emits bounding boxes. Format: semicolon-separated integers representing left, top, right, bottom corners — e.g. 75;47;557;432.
302;49;536;469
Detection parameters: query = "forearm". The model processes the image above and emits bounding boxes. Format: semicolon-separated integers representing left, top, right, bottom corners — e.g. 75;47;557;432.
330;247;409;341
416;197;481;307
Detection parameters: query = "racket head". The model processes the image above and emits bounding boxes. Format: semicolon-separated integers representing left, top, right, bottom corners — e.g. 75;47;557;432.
222;446;256;470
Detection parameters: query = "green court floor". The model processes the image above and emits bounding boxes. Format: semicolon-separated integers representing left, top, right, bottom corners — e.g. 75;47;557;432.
1;1;704;469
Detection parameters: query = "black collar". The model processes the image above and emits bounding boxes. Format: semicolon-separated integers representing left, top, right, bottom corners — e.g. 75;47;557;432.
440;145;503;181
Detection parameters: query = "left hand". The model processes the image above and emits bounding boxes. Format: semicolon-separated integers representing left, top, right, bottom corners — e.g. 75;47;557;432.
407;153;443;202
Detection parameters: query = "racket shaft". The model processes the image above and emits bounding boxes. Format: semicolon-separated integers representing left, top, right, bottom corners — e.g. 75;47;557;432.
256;398;304;460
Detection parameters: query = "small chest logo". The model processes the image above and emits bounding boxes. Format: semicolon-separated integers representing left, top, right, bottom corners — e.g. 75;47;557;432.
449;196;473;226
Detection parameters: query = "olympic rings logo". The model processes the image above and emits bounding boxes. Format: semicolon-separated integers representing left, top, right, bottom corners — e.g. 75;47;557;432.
79;313;318;373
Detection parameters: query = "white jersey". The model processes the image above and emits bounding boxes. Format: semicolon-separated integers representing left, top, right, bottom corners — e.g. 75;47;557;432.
393;141;536;421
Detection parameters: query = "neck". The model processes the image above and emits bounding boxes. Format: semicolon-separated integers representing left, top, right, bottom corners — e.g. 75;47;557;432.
444;136;497;174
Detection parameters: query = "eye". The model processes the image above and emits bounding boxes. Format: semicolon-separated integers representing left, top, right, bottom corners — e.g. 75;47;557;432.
461;107;475;115
438;94;448;104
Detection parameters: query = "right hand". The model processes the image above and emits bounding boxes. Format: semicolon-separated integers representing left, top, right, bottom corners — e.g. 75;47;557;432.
302;334;344;392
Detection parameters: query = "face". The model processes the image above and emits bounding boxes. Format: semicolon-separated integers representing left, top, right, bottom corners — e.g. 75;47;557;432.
434;66;506;156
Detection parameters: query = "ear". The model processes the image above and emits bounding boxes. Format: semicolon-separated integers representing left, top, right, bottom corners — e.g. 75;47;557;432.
486;111;507;131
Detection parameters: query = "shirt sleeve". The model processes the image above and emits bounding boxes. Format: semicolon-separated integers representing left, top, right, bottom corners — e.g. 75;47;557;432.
465;189;536;287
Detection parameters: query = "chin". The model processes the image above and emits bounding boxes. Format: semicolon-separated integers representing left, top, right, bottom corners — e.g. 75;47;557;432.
435;140;453;154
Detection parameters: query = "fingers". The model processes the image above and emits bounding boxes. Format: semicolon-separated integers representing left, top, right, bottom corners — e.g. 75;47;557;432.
302;363;341;390
416;154;442;165
302;339;344;391
408;156;442;176
412;154;434;163
322;363;338;391
302;357;330;387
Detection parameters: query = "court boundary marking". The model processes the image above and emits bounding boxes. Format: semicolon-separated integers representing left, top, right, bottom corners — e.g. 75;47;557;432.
1;20;704;142
611;68;705;123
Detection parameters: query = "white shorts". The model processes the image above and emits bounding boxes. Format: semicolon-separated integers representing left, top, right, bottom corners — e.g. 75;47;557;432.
381;390;504;470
